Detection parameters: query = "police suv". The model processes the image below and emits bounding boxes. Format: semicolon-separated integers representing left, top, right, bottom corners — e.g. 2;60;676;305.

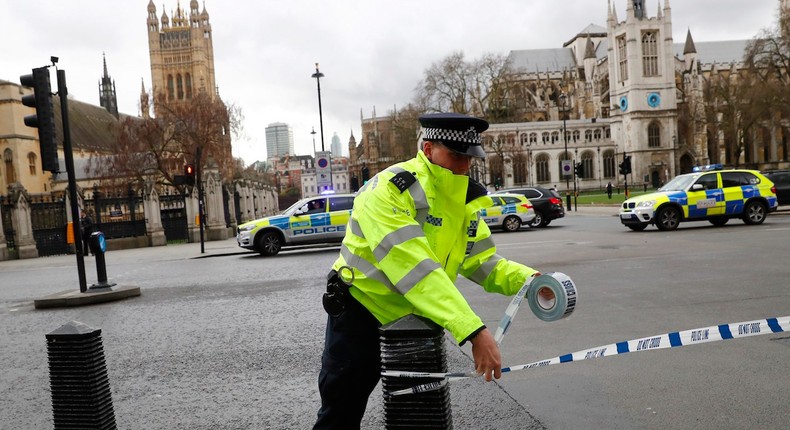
481;193;536;232
619;165;778;231
237;194;355;256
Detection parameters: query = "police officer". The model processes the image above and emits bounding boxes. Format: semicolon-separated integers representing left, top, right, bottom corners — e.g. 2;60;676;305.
313;113;543;429
80;210;94;256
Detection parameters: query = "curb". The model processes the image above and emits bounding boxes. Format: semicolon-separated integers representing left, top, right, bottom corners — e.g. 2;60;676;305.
33;285;141;309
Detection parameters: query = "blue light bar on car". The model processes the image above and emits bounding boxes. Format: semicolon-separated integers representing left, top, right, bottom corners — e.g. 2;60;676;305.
692;164;723;172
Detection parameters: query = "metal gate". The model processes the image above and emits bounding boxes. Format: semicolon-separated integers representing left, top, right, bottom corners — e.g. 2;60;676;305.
85;186;146;240
222;187;231;228
160;191;188;243
30;194;69;256
0;195;14;252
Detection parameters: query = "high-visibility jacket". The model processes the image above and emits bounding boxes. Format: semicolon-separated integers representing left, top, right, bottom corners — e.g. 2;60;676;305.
333;151;538;344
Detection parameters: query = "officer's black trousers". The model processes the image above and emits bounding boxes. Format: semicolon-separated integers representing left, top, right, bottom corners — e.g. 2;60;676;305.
313;296;381;430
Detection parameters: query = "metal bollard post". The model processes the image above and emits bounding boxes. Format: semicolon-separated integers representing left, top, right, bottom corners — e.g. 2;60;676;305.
380;314;452;429
46;321;117;430
89;231;116;290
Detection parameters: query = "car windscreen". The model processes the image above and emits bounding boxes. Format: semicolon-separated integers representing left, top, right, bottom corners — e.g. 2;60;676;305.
281;201;302;215
659;174;697;191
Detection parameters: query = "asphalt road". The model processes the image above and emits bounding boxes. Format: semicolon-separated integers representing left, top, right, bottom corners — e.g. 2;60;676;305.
1;206;788;429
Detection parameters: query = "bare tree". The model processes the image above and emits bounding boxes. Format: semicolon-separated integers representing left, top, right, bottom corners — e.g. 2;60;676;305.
414;51;521;123
416;51;471;114
88;91;242;191
468;53;520;122
703;69;767;166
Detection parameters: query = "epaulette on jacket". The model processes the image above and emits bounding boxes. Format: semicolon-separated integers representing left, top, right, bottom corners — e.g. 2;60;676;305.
389;171;417;193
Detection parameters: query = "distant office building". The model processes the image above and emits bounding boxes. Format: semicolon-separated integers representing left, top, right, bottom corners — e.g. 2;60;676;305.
266;122;294;158
330;132;343;158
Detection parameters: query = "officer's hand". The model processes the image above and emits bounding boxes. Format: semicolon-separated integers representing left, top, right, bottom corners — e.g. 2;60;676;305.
470;328;501;382
531;272;556;305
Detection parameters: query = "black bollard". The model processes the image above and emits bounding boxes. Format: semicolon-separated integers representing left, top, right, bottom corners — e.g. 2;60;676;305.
380;314;452;429
89;231;116;290
46;321;117;430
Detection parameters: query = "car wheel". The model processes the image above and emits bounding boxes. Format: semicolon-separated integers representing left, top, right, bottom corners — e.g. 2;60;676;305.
627;224;648;231
742;201;767;225
709;217;728;227
531;211;547;228
656;206;680;231
503;215;522;232
257;231;282;256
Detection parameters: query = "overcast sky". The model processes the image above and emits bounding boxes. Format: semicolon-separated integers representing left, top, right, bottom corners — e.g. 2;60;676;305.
0;0;780;165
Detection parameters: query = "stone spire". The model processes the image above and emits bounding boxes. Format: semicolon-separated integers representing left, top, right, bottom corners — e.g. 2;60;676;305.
140;79;150;118
683;29;697;54
98;53;118;118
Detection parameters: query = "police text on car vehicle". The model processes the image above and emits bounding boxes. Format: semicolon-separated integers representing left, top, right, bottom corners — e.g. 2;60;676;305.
236;193;355;256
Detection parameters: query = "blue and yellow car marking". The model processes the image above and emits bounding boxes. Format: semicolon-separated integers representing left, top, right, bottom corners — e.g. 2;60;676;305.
619;169;778;230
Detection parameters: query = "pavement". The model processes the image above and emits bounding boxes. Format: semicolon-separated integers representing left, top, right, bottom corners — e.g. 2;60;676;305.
3;203;789;429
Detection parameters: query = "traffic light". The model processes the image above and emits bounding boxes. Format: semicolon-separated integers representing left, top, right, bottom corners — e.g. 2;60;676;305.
574;162;584;177
184;163;196;186
619;156;632;176
20;67;59;172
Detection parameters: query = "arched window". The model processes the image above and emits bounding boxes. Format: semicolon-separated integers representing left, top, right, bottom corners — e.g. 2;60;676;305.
648;122;661;147
551;131;559;143
542;132;550;144
617;35;628;81
185;73;193;99
642;31;659;77
603;149;615;178
28;152;37;175
580;151;594;180
593;129;602;140
512;153;527;185
529;133;538;144
4;149;16;184
489;155;504;189
167;75;175;100
585;130;593;142
536;153;551;183
484;136;495;150
176;74;184;100
572;130;580;142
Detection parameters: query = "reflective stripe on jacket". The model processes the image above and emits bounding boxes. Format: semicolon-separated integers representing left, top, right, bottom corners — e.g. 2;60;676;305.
333;151;538;343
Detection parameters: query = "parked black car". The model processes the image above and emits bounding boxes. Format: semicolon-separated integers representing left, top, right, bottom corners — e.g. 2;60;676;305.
494;186;565;227
763;170;790;205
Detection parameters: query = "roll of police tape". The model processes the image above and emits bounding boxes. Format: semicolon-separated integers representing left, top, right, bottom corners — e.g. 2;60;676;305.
383;315;790;396
527;272;577;322
493;272;577;346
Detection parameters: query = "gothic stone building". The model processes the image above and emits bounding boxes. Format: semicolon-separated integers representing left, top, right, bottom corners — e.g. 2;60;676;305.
350;0;789;193
491;0;789;191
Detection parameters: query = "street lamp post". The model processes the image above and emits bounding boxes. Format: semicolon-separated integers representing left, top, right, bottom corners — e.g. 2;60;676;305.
573;147;578;211
311;127;317;155
311;63;325;152
560;93;571;210
311;64;333;192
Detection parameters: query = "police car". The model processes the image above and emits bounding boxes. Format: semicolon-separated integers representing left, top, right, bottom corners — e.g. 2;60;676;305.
237;194;355;256
619;165;778;231
480;193;536;232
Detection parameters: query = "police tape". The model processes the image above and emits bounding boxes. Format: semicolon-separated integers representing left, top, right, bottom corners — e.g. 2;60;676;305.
493;272;577;345
383;315;790;396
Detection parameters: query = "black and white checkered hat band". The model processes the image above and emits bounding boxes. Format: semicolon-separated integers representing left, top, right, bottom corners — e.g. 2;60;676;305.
423;127;482;145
